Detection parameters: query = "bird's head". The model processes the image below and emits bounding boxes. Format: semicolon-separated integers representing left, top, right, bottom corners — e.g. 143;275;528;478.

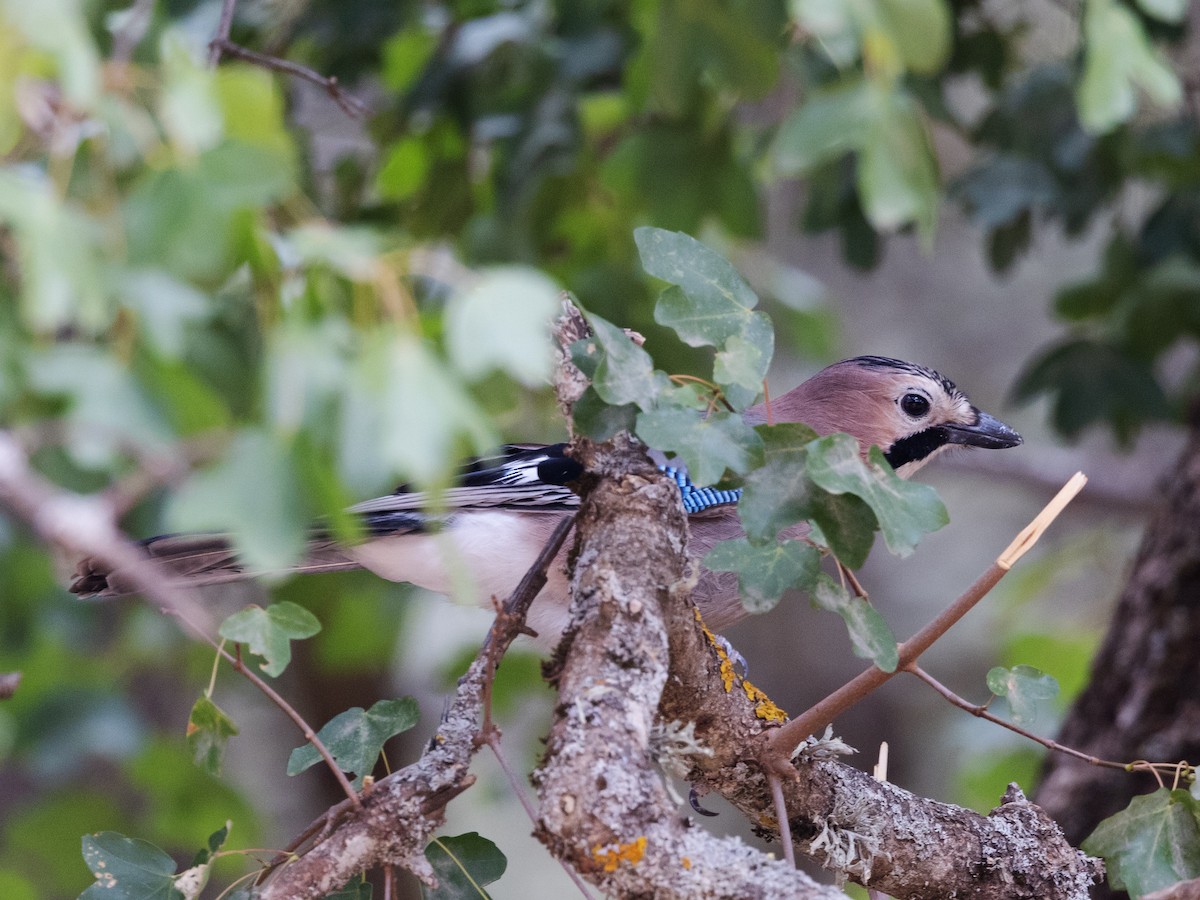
747;355;1023;477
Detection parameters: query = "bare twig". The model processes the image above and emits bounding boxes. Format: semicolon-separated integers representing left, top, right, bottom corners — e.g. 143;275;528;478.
207;39;368;117
767;772;797;867
258;512;577;897
909;664;1191;781
208;0;238;67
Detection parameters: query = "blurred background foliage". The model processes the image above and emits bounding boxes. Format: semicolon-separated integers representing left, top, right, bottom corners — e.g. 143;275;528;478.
0;0;1196;896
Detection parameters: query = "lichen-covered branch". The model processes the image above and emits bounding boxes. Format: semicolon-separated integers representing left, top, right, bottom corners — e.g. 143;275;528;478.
655;543;1103;898
256;517;574;899
532;434;844;898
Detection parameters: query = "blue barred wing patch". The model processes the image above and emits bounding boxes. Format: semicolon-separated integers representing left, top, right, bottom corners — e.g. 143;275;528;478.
660;466;742;514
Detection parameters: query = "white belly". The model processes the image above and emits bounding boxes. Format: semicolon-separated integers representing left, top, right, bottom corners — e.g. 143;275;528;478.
348;512;573;643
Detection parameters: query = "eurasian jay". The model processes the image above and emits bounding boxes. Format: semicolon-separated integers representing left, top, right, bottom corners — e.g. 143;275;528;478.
71;356;1021;640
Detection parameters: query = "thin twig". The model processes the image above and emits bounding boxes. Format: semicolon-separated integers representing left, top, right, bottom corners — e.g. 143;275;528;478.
767;773;796;867
482;732;595;899
908;664;1185;777
764;473;1088;765
667;374;736;413
208;0;238;67
208;38;368;117
259;513;576;890
221;642;362;807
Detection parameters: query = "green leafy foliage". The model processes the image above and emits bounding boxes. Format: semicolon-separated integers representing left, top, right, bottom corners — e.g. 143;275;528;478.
810;575;899;672
1083;789;1200;896
636;407;762;486
445;267;561;387
1077;0;1181;134
704;538;821;613
186;698;238;777
986;665;1060;725
80;832;182;900
422;832;508;899
805;436;948;557
218;602;322;678
288;698;420;788
637;226;774;404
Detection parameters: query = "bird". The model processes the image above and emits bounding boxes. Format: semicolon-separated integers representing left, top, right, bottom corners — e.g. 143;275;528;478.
70;356;1021;642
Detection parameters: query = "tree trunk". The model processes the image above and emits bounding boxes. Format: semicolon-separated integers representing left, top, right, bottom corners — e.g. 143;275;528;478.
1036;410;1200;896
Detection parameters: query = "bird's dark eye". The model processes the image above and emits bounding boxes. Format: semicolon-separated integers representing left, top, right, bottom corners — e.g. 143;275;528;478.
900;393;930;418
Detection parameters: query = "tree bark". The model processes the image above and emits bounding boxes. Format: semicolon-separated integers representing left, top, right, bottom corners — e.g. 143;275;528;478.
1036;411;1200;895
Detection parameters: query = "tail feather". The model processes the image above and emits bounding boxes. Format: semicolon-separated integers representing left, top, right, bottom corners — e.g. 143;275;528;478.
69;534;363;598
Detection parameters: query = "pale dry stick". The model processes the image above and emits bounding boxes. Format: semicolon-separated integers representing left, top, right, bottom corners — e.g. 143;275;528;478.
868;744;892;900
0;432;362;809
765;472;1089;766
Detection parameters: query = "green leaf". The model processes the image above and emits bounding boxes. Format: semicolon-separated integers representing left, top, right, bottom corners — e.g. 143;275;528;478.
876;0;952;75
422;833;508;899
218;601;321;678
585;313;669;409
186;697;238;776
1082;789;1200;894
445;267;559;387
811;575;898;672
176;822;231;899
636;228;774;397
81;832;182;900
712;315;774;397
774;79;872;174
637;228;758;344
570;386;639;441
805;491;878;570
339;330;496;493
858;86;939;237
288;697;419;788
166;429;309;575
1078;0;1181;134
704;538;821;614
986;665;1059;725
736;423;820;542
376;136;431;201
1014;338;1171;444
805;435;948;556
28;345;172;467
635;407;762;486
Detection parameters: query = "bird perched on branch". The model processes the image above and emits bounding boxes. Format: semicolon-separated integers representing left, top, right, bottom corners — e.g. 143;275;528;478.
71;356;1021;641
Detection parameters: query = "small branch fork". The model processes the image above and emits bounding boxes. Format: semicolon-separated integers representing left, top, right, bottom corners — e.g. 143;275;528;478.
206;0;367;117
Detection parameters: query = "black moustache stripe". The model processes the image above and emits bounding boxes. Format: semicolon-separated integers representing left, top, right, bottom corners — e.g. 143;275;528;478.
883;427;951;470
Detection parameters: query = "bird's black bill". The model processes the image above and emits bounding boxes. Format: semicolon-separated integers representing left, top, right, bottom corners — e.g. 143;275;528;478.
943;410;1023;450
884;411;1021;470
